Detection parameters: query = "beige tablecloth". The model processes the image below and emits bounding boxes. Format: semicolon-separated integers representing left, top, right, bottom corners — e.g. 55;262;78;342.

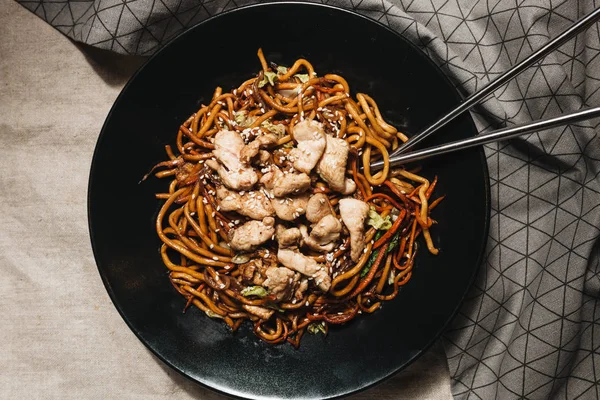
0;0;453;398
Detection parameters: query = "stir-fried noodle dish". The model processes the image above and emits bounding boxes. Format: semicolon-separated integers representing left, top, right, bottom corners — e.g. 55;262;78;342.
145;49;444;347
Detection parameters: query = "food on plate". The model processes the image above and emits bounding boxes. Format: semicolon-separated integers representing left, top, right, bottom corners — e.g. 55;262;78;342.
146;49;444;347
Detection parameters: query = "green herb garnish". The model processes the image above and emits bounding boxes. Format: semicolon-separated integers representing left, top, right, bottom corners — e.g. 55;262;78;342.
307;321;327;335
294;74;310;83
359;232;400;277
258;71;278;88
366;206;392;230
241;286;268;297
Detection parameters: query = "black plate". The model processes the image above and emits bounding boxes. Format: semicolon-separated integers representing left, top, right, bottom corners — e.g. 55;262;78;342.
88;2;490;399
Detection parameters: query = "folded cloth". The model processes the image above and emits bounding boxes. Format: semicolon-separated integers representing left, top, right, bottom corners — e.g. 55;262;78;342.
16;0;600;398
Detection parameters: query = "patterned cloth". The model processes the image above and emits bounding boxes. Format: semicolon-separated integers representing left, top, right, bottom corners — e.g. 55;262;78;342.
17;0;600;398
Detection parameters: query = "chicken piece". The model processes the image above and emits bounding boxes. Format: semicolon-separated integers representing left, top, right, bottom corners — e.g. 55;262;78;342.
277;248;331;292
289;120;327;174
338;198;370;261
263;267;297;301
206;130;258;191
239;259;269;286
257;150;271;166
240;133;278;164
260;166;311;197
213;130;245;170
340;178;357;195
311;214;342;244
305;193;334;223
316;135;351;193
205;159;255;191
216;186;274;220
299;225;335;253
271;193;310;221
228;217;275;252
243;305;274;320
276;224;302;248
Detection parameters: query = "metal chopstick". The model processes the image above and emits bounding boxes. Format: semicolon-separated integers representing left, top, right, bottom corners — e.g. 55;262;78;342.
376;106;600;167
370;7;600;170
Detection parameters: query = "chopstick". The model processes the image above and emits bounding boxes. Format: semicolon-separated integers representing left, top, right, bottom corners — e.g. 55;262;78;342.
370;6;600;170
377;106;600;166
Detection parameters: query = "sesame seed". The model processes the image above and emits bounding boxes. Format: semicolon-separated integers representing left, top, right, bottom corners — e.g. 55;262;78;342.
212;257;218;261
212;212;216;217
210;244;214;249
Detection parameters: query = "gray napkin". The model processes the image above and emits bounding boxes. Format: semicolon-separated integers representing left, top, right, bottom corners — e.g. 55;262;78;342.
17;0;600;398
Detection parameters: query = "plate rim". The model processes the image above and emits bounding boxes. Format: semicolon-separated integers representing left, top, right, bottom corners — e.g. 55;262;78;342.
87;2;491;398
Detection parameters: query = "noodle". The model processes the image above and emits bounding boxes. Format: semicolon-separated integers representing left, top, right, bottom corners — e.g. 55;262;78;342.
144;49;444;347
